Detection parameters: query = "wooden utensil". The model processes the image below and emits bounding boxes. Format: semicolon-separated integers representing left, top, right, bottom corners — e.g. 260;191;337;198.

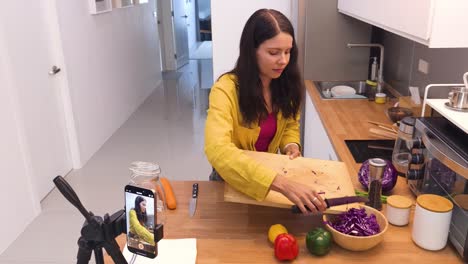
377;125;397;133
224;151;356;213
369;127;397;139
368;120;398;133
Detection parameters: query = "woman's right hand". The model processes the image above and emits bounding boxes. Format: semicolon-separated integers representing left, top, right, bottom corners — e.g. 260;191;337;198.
270;175;327;214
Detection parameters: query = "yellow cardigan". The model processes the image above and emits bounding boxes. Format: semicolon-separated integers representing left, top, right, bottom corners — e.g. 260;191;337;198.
204;74;301;201
129;209;155;246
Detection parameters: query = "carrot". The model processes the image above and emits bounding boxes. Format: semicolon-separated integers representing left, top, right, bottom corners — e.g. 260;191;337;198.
160;177;177;210
155;185;165;206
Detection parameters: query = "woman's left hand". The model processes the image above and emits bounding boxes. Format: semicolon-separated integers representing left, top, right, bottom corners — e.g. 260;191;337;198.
284;144;301;160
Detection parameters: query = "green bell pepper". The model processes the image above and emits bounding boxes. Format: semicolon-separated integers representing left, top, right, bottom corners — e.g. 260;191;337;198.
306;227;332;256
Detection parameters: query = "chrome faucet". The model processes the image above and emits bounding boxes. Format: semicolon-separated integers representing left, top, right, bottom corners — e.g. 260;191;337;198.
347;43;385;93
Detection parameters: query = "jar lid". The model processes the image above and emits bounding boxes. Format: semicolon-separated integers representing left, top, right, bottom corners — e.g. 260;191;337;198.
369;158;387;167
387;195;412;209
375;93;386;97
416;194;453;213
129;161;161;176
399;117;416;134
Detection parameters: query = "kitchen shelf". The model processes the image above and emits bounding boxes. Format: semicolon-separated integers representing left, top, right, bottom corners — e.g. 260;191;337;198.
89;0;112;14
426;99;468;134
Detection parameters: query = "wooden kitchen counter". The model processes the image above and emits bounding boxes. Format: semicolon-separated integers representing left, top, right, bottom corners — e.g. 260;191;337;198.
104;82;463;263
106;181;463;263
305;80;414;199
305;80;463;262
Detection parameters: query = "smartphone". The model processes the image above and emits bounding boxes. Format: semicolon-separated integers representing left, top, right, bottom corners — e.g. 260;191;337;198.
125;185;157;258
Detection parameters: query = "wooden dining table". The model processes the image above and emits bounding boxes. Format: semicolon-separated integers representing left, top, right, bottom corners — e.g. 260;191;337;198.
105;181;463;263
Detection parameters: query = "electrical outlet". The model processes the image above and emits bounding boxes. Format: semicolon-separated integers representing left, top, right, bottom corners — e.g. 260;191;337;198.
418;59;429;75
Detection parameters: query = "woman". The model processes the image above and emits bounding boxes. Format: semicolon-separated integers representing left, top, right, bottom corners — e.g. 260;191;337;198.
129;196;155;246
204;9;326;214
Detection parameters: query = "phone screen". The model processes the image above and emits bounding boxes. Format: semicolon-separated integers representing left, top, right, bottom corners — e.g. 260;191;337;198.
125;185;156;258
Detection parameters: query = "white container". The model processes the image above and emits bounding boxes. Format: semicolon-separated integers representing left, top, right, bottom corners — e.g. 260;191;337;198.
386;195;412;226
412;194;453;251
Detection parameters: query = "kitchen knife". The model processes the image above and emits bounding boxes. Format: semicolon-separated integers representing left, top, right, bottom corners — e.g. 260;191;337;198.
189;183;198;217
291;196;368;214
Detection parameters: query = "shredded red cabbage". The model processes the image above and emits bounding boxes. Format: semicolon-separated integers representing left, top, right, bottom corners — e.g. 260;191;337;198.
327;208;380;236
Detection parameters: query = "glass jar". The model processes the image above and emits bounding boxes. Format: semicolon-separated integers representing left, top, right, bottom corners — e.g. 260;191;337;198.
392;117;415;176
366;80;377;101
367;158;386;210
375;93;387;104
129;161;166;226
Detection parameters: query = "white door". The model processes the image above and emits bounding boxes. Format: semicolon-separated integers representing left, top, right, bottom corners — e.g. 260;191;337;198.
172;0;190;69
1;1;72;200
155;0;165;71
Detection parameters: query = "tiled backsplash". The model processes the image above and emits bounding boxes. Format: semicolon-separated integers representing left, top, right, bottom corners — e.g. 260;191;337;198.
374;27;468;99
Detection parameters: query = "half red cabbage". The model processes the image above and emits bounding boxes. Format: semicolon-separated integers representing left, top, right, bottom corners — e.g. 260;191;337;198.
327;208;380;236
358;159;398;192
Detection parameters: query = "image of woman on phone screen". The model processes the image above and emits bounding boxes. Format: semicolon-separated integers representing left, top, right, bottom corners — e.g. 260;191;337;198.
128;196;155;246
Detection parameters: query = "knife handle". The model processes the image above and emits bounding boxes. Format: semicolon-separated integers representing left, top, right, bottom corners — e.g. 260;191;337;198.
192;183;198;198
291;199;330;214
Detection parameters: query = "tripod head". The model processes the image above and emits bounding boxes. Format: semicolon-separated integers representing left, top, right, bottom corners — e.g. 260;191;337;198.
53;176;128;264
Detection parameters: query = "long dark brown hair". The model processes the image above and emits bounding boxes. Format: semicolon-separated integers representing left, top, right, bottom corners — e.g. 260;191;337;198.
134;196;147;225
228;9;303;126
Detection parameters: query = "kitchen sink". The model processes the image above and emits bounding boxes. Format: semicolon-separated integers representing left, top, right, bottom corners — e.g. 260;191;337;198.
313;80;369;100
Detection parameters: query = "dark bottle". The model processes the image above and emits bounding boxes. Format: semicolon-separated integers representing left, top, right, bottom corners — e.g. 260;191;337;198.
367;158;386;210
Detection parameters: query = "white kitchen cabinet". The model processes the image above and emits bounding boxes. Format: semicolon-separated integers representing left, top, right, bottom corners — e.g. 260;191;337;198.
304;94;337;161
338;0;468;48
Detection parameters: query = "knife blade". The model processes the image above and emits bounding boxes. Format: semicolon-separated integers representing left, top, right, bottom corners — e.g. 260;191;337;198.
291;196;368;214
189;183;198;217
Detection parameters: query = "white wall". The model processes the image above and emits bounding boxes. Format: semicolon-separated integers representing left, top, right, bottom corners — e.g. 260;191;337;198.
211;0;293;80
0;35;41;254
55;0;163;167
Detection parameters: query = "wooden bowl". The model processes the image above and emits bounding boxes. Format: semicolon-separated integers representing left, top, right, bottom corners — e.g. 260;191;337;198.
323;205;389;251
386;107;413;123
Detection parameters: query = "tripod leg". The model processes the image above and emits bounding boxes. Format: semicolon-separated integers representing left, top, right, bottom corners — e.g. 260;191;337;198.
94;246;104;264
77;237;93;264
103;239;128;264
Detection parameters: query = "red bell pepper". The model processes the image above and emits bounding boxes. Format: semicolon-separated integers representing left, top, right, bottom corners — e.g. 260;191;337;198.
274;233;299;261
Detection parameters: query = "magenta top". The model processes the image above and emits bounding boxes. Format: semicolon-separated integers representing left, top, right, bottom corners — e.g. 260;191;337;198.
254;113;277;152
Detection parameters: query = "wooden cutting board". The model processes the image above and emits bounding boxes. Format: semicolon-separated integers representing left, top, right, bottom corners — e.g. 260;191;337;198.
224;151;356;212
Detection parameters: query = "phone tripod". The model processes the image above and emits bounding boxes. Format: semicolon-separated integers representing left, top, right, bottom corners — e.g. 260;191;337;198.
53;176;128;264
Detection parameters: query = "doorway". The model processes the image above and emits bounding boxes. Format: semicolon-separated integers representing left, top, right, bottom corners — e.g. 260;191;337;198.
189;0;213;90
159;0;213;90
196;0;211;41
191;0;211;59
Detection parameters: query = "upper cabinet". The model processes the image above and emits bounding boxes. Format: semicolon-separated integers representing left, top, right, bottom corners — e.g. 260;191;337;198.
338;0;468;48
